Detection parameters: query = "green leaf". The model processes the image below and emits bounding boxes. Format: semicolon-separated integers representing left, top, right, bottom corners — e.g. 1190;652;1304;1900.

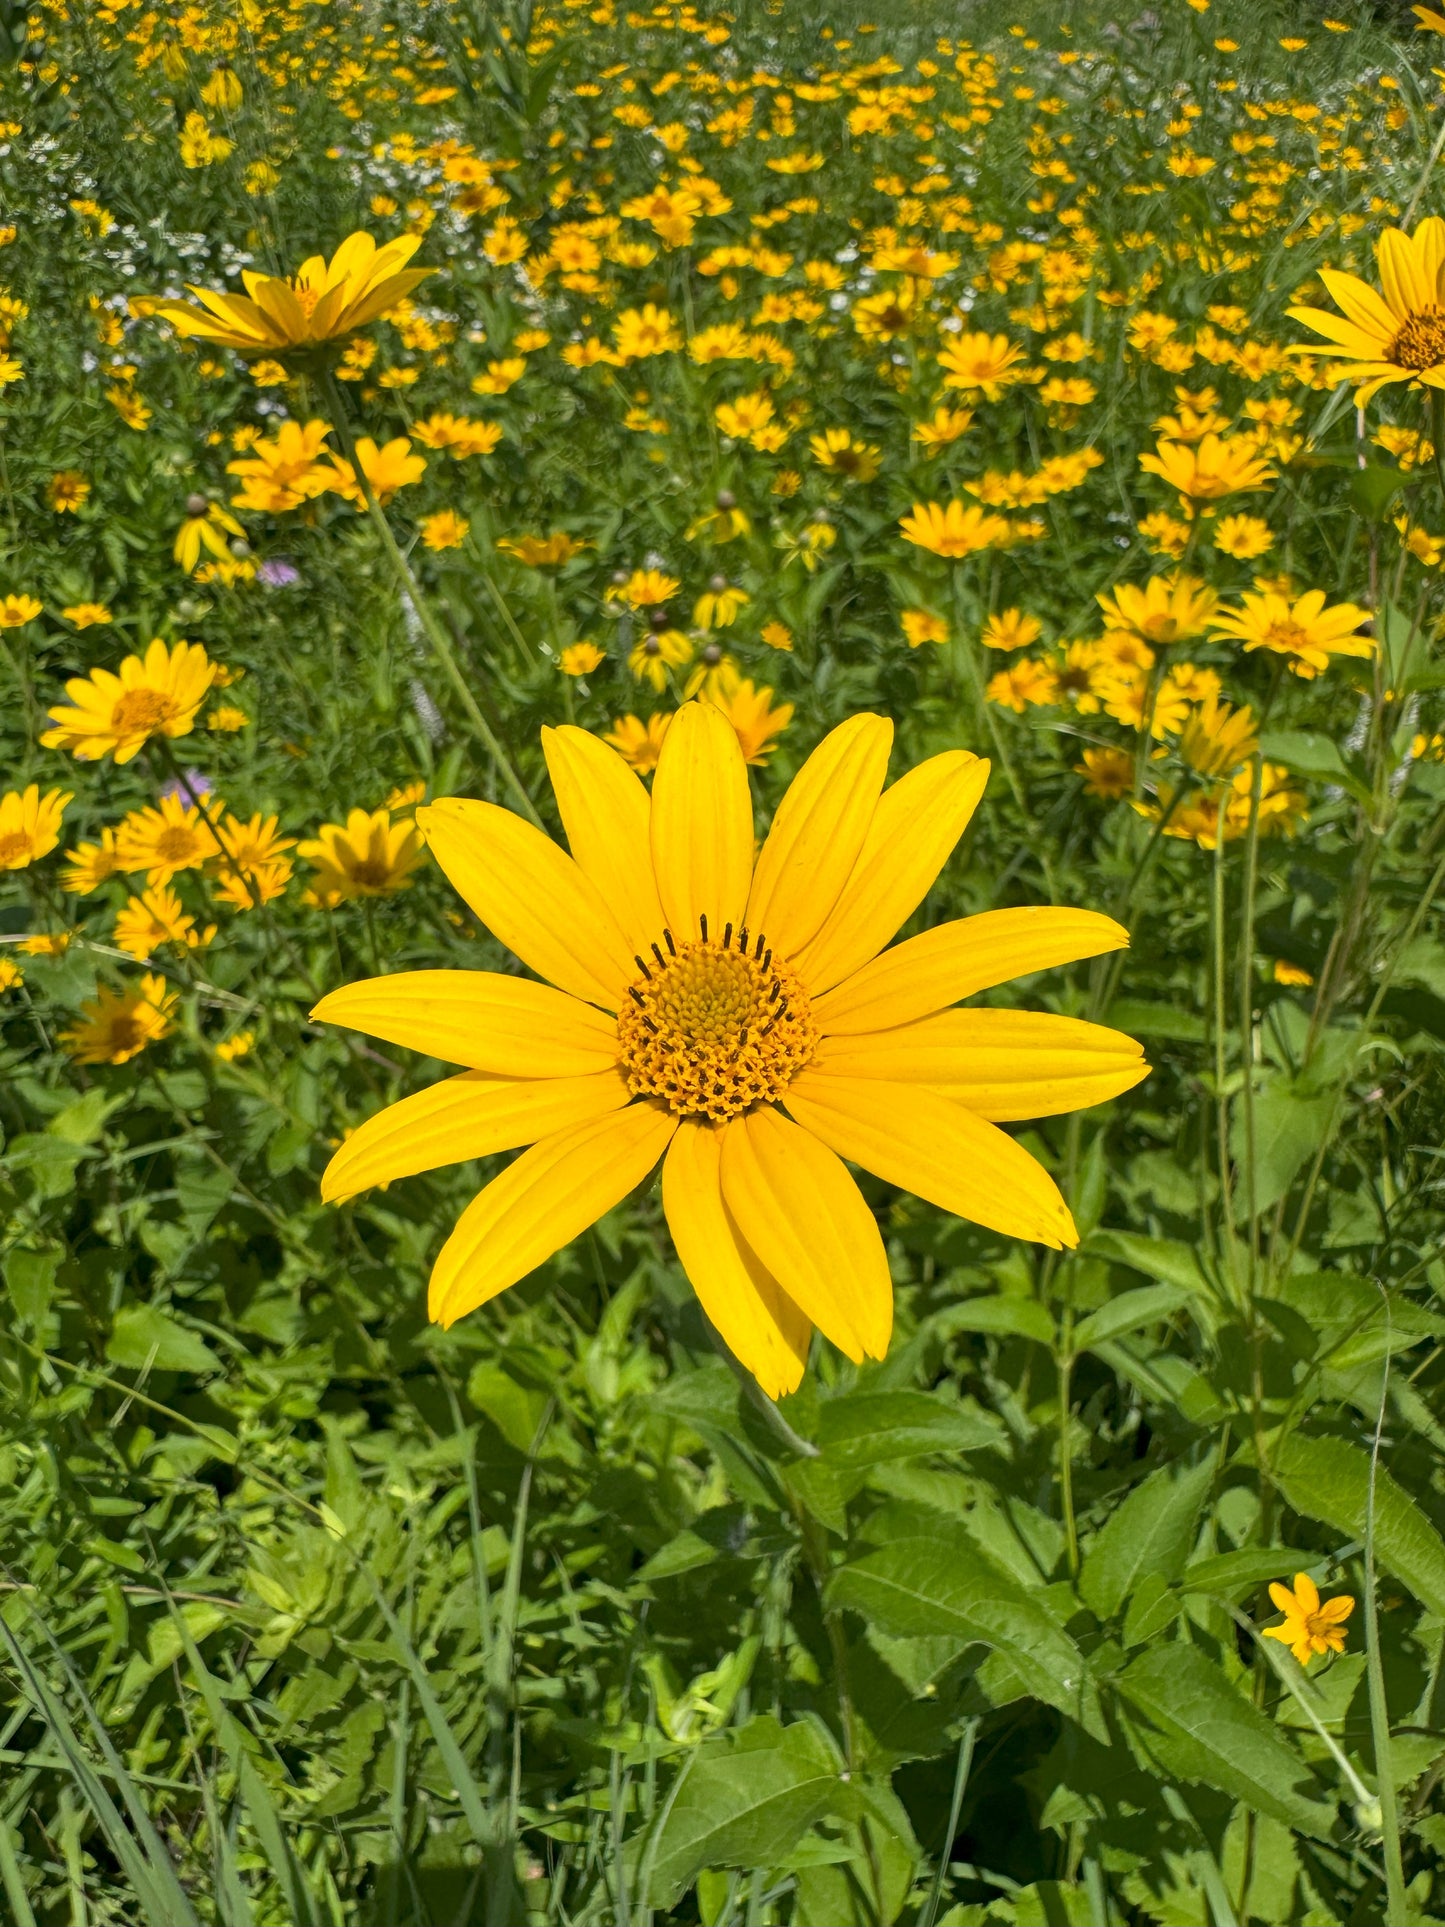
4;1247;57;1323
816;1390;1000;1467
1273;1432;1445;1615
1073;1283;1194;1354
1080;1459;1213;1620
934;1295;1056;1346
1106;998;1207;1043
1230;1078;1334;1217
1085;1228;1212;1295
640;1715;843;1910
827;1533;1101;1736
1348;462;1405;521
107;1306;222;1377
1116;1645;1335;1837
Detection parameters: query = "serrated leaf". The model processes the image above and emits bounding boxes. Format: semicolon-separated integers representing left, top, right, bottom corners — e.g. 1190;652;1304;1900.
1273;1432;1445;1615
639;1714;843;1909
826;1533;1101;1737
1079;1459;1212;1620
1116;1645;1335;1836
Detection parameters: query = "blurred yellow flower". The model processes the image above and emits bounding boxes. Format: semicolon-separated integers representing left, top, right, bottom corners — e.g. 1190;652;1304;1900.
0;593;42;627
900;500;1011;557
1274;959;1315;986
0;786;72;871
901;609;949;647
117;794;221;885
1139;434;1276;510
114;884;212;960
1077;747;1134;798
499;531;590;566
1208;589;1374;678
706;676;793;764
421;509;470;550
561;642;605;675
326;435;426;507
62;603;113;629
630;627;693;690
227;419;336;513
48;470;89;513
982;609;1042;651
63;828;122;894
299;808;425;906
603;712;672;772
938;330;1029;399
62;973;177;1065
1097;573;1218;646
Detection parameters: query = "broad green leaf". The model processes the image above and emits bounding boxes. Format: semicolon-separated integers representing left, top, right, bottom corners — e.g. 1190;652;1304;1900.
1273;1432;1445;1615
1229;1078;1334;1217
816;1390;1000;1467
641;1714;843;1909
827;1533;1101;1736
1116;1645;1335;1837
1080;1459;1212;1620
107;1306;222;1377
1106;998;1207;1043
1181;1549;1296;1598
934;1296;1056;1346
1086;1229;1212;1294
4;1247;57;1323
1072;1283;1194;1354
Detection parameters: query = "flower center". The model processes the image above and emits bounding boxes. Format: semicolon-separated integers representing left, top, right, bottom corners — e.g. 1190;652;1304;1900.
348;858;394;889
1390;307;1445;371
111;689;173;735
156;826;201;861
108;1015;142;1054
617;921;817;1124
1263;618;1310;652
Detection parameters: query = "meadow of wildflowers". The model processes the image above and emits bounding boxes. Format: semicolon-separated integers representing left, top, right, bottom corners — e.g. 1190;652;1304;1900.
5;0;1445;1918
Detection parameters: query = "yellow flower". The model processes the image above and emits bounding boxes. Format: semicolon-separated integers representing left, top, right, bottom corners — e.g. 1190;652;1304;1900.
561;642;605;676
298;808;425;907
1208;589;1374;678
114;884;211;960
982;609;1042;651
326;436;426;507
912;405;975;450
0;785;72;871
499;531;590;566
116;794;222;885
693;583;749;630
630;627;694;690
1179;695;1259;778
900;500;1011;557
1077;747;1134;799
63;828;122;894
0;958;21;991
311;709;1144;1394
175;500;244;572
809;426;880;482
1139;434;1276;510
151;230;431;365
42;638;216;764
0;356;22;387
0;593;42;627
613;304;682;361
1262;1572;1354;1667
938;330;1030;400
207;705;249;732
411;413;503;459
716;391;778;441
604;712;673;772
1213;513;1273;559
901;609;949;648
1273;959;1314;986
1138;511;1191;558
421;509;470;551
1096;573;1218;646
62;602;113;629
48;470;89;513
62;972;178;1065
213;813;293;906
852;284;917;343
1290;217;1445;406
610;568;680;609
706;676;793;764
760;620;794;651
987;659;1058;713
226;419;336;513
470;356;526;396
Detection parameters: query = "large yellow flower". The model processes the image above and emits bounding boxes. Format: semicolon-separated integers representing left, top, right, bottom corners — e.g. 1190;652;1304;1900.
1138;434;1276;510
41;639;215;764
1290;217;1445;406
313;708;1145;1396
1207;588;1374;678
150;231;431;363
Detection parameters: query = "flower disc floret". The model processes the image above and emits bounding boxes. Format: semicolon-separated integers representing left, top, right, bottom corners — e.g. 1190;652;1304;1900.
618;925;817;1123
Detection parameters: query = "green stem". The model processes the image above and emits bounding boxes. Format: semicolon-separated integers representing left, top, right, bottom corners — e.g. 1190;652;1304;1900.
1365;1306;1409;1923
321;373;542;827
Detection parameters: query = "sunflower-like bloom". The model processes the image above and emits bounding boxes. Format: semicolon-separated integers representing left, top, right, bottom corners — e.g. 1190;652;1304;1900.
175;501;245;573
1138;434;1276;510
324;436;427;507
1096;573;1218;646
1179;695;1259;778
1207;589;1374;678
937;330;1030;400
0;785;73;871
41;639;216;764
1262;1572;1354;1667
900;500;1012;557
116;793;222;885
61;973;177;1065
312;708;1147;1396
1289;217;1445;406
299;807;425;907
150;231;431;365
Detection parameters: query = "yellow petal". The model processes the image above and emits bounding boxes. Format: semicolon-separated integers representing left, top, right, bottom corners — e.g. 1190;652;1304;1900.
791;751;989;995
811;1008;1148;1120
744;713;894;959
542;725;666;958
417;798;636;1009
813;906;1129;1035
321;1067;633;1202
1318;267;1398;341
1378;227;1432;322
649;700;753;943
785;1071;1078;1250
718;1105;891;1363
429;1101;676;1326
311;970;620;1075
662;1119;810;1399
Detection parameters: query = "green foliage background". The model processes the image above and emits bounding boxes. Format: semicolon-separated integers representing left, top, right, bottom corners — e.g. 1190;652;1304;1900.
4;0;1445;1922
